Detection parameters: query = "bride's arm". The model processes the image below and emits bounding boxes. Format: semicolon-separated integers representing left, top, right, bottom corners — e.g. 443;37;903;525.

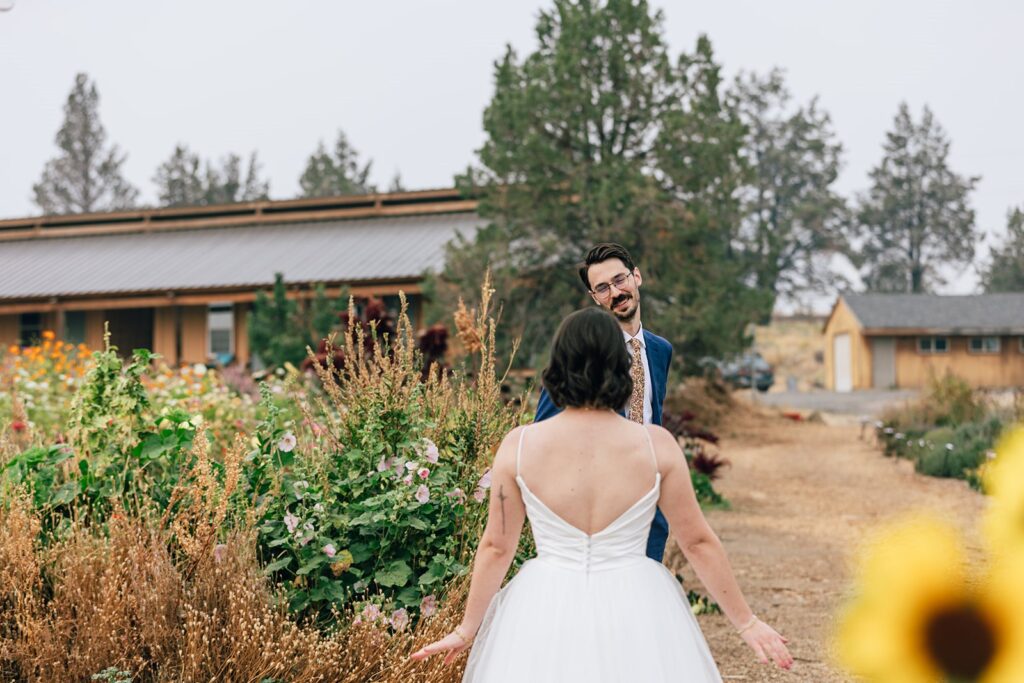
411;426;527;663
649;425;793;671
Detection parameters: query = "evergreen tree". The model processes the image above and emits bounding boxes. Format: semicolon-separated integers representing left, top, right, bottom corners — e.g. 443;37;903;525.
980;207;1024;292
435;1;764;371
298;130;374;197
248;274;310;368
732;69;848;312
248;275;346;368
153;146;270;207
388;172;406;193
33;73;139;214
852;103;979;293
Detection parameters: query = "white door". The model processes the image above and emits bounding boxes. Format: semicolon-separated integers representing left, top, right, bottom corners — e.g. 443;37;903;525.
834;333;852;393
871;337;896;389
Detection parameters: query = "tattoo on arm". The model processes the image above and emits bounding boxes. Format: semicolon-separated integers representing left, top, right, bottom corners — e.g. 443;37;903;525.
498;484;508;535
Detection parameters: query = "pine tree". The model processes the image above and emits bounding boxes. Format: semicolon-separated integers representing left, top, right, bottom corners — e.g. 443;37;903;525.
153;146;270;207
298;130;374;198
435;1;764;370
981;207;1024;292
732;69;848;312
33;73;139;214
852;103;979;293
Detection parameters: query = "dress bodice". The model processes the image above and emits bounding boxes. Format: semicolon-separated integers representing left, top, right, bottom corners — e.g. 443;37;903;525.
515;426;661;573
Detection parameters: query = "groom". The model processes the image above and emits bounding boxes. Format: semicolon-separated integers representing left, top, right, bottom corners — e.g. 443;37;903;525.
535;242;675;562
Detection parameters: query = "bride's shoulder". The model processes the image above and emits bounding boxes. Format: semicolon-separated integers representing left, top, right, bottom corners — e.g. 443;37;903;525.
644;424;684;469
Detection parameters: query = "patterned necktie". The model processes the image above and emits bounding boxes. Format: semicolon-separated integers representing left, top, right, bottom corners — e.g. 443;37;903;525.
628;337;645;423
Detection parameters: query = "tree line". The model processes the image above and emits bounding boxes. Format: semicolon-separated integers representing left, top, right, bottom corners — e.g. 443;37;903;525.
31;74;382;213
26;1;1024;370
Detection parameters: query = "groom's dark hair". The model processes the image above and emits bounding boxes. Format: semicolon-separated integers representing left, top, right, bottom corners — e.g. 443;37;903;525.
542;307;633;411
578;243;637;290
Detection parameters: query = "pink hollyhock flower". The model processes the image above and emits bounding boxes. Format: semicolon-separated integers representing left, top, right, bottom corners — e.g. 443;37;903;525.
417;467;430;480
284;513;300;534
362;603;381;621
405;460;418;471
402;473;413;485
376;457;393;473
477;468;492;490
415;484;430;504
323;543;337;557
422;439;440;464
420;594;438;618
473;487;487;503
278;432;297;453
446;487;466;504
390;608;410;631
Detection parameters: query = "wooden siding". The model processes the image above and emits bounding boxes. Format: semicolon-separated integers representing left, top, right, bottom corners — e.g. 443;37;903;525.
823;298;872;390
179;306;207;365
0;314;16;348
894;335;1024;388
153;307;179;366
234;305;250;367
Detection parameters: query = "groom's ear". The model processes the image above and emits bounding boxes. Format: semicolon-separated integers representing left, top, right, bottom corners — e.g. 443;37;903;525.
633;268;643;288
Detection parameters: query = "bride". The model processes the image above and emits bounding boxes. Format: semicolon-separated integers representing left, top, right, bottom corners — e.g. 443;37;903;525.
412;308;793;680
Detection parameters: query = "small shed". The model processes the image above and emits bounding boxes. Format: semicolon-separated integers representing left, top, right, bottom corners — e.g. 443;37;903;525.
823;293;1024;392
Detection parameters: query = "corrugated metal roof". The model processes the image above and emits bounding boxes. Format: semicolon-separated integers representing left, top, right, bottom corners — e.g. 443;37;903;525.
0;212;485;300
843;293;1024;333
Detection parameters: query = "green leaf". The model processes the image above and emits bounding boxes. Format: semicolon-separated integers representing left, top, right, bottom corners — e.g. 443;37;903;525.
263;556;292;573
48;482;78;507
375;560;412;588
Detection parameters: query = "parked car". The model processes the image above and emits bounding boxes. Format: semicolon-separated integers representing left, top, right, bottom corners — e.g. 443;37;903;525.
700;352;774;392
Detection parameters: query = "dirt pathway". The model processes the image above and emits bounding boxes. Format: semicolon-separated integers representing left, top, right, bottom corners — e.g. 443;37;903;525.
670;408;985;682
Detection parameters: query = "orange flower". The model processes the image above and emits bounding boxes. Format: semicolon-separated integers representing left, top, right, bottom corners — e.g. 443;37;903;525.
42;330;55;341
6;345;17;355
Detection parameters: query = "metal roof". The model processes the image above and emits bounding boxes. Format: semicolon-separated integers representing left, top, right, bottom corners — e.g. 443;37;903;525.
0;212;485;300
842;292;1024;334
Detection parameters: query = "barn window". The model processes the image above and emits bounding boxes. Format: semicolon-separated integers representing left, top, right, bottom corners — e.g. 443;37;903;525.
207;304;234;362
968;336;1000;354
917;336;949;354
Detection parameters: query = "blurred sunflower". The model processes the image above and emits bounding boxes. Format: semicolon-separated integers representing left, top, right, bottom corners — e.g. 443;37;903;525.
983;425;1024;554
836;516;1024;682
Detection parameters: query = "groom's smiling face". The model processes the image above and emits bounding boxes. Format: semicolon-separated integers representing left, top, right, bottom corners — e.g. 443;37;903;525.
587;258;642;323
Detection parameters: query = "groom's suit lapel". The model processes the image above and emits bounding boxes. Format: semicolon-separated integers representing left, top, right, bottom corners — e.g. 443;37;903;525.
643;329;668;426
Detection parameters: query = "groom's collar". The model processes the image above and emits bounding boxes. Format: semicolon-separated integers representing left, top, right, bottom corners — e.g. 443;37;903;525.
622;322;645;348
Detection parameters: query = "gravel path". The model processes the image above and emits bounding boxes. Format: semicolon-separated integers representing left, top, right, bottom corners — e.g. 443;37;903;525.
668;407;985;682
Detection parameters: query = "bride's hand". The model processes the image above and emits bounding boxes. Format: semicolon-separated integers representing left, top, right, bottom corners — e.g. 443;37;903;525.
410;630;472;665
739;618;793;670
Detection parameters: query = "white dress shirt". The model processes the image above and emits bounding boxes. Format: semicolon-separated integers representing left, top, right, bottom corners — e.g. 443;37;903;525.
623;323;653;425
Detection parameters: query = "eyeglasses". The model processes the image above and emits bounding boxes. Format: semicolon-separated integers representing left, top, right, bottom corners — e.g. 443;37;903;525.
591;272;633;299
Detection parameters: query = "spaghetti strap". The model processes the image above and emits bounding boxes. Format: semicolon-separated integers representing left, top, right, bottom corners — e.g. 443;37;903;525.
515;426;527;478
642;427;658;476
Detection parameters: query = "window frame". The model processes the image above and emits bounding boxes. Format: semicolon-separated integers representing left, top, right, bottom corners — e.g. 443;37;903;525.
206;303;235;360
967;336;1001;354
917;336;950;354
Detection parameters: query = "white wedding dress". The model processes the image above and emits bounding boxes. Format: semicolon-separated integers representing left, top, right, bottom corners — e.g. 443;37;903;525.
463;427;723;682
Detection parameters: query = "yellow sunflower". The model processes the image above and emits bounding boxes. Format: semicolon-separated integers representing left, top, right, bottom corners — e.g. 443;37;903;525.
836;516;1024;682
983;425;1024;554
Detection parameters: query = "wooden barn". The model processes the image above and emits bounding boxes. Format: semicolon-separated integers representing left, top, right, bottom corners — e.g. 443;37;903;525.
823;293;1024;392
0;188;482;367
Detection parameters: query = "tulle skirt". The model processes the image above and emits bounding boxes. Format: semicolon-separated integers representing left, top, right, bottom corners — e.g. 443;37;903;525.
463;557;723;682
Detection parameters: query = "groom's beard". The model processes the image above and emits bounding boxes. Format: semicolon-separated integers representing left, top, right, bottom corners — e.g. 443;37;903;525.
609;293;639;322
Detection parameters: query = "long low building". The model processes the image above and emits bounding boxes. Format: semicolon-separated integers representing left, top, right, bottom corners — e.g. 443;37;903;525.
824;292;1024;391
0;188;483;366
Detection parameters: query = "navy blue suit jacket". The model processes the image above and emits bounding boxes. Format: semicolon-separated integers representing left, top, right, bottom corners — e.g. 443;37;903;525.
534;327;674;562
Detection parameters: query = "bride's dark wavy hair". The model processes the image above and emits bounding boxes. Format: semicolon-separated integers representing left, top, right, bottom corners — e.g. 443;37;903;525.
542;307;633;410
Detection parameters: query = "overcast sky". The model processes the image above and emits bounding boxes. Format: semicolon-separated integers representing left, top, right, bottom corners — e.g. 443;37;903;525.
1;0;1021;303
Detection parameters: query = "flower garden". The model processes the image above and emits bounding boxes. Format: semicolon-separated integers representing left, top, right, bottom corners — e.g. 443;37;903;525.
0;289;527;682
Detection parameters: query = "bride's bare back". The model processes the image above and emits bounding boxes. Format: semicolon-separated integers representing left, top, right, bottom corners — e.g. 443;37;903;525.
517;409;657;536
